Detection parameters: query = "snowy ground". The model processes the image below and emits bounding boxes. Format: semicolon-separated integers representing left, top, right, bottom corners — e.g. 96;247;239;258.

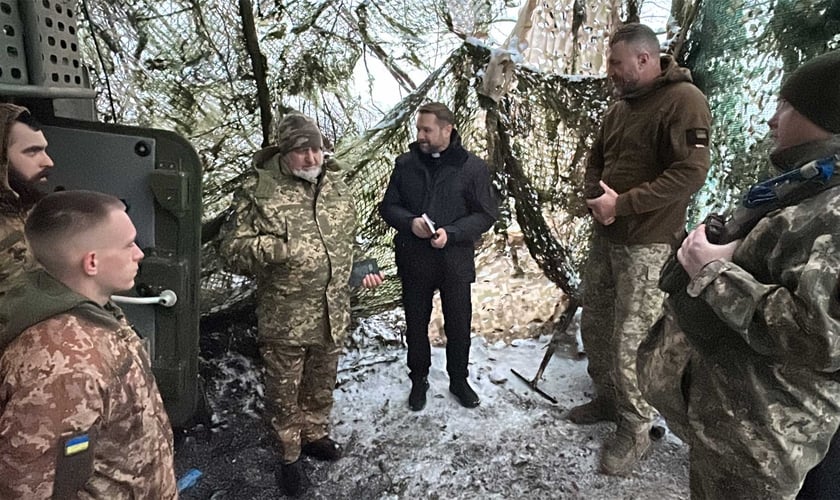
174;309;690;499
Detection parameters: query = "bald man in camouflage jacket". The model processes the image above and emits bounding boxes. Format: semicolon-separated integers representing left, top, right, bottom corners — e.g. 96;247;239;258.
0;191;176;499
220;113;381;497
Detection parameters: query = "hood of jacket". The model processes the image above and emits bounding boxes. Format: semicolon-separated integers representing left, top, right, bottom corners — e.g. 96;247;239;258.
250;146;343;200
0;269;122;352
769;135;840;172
621;54;694;101
0;103;28;211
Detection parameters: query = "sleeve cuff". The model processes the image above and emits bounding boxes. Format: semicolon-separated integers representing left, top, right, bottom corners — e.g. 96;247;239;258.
686;259;729;298
614;194;631;216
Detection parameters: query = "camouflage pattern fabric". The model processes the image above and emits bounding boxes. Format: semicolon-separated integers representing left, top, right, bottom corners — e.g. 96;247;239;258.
274;112;323;155
636;302;692;442
262;343;341;463
0;104;38;297
581;235;671;428
220;151;355;346
0;271;177;499
219;148;356;463
644;137;840;499
0;212;35;297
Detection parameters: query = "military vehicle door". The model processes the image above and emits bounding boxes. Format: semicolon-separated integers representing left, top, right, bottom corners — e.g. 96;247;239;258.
41;120;203;428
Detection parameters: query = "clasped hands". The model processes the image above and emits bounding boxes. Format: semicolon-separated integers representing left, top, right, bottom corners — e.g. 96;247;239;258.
586;181;618;226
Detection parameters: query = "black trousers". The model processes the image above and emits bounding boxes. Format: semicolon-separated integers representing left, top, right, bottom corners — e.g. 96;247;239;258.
401;269;472;381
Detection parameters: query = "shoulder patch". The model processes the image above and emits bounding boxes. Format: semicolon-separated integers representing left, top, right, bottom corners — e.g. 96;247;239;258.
64;434;90;456
686;128;710;148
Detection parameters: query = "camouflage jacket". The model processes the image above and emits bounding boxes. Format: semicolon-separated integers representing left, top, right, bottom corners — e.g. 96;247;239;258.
219;148;356;346
663;137;840;494
0;270;177;499
0;210;34;297
0;103;38;298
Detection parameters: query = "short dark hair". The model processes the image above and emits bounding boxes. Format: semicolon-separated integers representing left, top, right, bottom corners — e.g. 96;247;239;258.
26;190;125;270
417;102;454;125
609;23;660;54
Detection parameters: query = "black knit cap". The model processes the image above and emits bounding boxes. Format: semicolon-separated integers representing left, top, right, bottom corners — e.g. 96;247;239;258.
780;50;840;134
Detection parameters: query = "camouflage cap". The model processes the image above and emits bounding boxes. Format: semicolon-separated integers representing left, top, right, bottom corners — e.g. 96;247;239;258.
274;112;323;154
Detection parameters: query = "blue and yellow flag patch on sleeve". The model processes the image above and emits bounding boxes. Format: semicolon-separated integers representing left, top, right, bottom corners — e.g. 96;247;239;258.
64;434;90;456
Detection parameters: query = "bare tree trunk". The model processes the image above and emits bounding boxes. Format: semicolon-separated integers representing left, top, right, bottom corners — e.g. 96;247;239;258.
239;0;272;147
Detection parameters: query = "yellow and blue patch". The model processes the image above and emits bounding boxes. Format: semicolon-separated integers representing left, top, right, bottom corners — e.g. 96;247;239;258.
64;434;90;456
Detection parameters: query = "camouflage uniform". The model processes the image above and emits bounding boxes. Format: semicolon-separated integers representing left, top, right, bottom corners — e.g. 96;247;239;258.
583;237;672;426
0;270;177;499
644;137;840;499
581;55;711;432
219;139;355;464
0;104;38;297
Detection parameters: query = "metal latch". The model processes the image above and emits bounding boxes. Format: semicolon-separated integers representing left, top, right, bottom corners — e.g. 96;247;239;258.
111;289;178;307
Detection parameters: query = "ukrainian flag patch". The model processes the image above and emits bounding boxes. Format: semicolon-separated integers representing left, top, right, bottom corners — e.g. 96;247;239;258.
64;434;90;456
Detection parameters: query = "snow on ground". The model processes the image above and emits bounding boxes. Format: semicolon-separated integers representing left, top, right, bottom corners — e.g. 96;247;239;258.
175;310;689;499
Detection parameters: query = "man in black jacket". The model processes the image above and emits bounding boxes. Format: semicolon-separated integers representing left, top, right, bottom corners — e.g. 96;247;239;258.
380;102;498;411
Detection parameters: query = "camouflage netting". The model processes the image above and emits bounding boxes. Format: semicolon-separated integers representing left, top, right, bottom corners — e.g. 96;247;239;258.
76;0;840;319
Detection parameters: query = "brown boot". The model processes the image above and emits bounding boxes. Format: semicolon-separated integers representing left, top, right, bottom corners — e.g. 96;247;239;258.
567;398;614;425
599;425;651;476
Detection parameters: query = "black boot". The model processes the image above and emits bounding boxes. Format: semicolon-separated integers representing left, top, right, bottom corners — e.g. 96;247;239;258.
302;437;342;461
449;379;480;408
276;460;306;497
408;376;429;411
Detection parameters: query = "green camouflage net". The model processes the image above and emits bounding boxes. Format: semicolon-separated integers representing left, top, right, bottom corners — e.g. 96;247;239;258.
686;0;840;221
76;0;840;317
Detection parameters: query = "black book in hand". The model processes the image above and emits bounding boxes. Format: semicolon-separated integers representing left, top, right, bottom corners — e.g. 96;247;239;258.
349;259;380;287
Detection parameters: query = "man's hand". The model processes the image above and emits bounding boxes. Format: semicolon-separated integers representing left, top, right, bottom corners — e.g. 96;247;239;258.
677;223;740;279
586;180;618;226
362;272;385;289
411;217;435;239
430;228;448;248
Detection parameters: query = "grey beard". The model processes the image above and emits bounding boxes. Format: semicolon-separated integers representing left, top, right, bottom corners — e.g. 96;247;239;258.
292;166;322;183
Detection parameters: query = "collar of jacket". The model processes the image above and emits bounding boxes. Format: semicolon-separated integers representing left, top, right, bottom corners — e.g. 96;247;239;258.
408;129;469;167
770;136;840;172
621;54;694;101
252;146;307;199
0;269;124;352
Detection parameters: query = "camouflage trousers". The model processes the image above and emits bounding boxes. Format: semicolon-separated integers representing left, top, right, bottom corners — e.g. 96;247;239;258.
261;341;341;463
580;235;671;428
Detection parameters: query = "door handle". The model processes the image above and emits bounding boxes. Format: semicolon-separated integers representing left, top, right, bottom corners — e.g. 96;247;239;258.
111;289;178;307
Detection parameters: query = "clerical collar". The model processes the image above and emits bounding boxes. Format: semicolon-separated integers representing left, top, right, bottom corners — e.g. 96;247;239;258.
431;152;441;158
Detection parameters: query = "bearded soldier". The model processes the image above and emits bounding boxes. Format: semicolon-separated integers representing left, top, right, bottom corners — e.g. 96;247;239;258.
0;104;54;295
220;112;381;497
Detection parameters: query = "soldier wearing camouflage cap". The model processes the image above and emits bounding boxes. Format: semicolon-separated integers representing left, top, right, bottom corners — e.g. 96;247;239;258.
0;103;54;296
220;112;382;497
0;190;176;498
640;49;840;498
